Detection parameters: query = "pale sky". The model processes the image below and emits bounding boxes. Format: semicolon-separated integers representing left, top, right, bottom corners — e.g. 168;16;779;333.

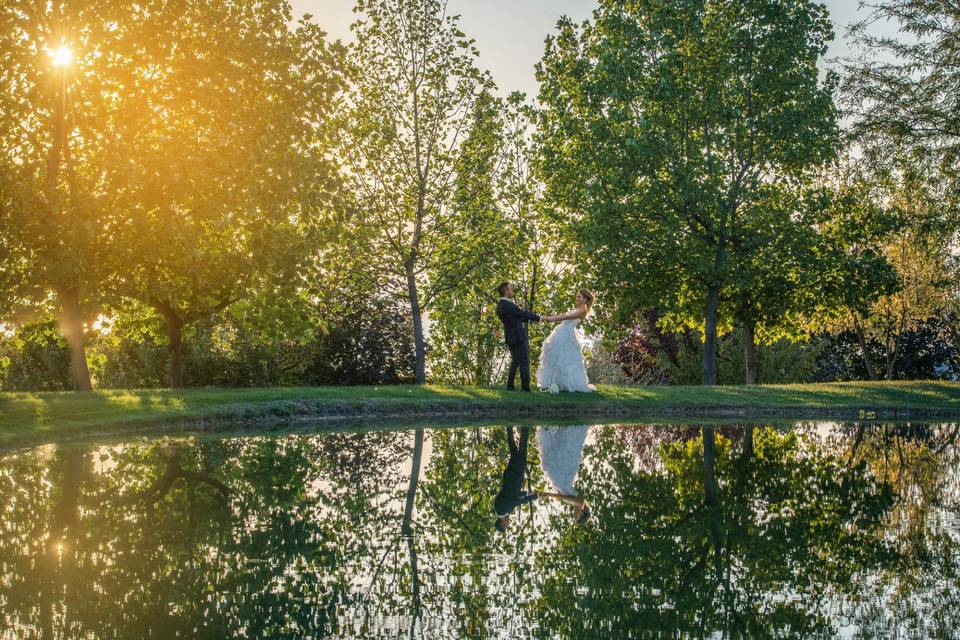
289;0;902;98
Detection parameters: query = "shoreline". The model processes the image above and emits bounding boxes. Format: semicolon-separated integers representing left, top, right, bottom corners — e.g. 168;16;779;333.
2;381;960;453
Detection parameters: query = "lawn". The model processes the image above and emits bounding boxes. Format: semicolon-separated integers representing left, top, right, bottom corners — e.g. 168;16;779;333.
1;381;959;451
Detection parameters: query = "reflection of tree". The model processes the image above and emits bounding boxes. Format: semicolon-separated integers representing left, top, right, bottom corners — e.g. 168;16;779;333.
831;422;960;637
531;426;898;638
614;423;758;473
119;445;231;505
0;432;415;638
402;429;423;637
43;446;92;640
362;426;553;638
416;426;548;638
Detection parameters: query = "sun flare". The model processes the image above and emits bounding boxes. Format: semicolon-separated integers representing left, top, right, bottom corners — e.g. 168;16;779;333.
49;45;73;67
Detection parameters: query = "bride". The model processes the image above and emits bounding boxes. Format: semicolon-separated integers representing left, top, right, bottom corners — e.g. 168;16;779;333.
538;289;595;393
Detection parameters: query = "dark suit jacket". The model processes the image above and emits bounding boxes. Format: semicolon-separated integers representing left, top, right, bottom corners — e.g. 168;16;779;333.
494;427;537;516
496;298;540;347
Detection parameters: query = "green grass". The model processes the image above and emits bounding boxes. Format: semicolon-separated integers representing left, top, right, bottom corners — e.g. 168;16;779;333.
2;381;959;451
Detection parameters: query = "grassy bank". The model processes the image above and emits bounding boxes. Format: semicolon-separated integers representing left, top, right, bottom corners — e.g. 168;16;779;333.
2;381;959;452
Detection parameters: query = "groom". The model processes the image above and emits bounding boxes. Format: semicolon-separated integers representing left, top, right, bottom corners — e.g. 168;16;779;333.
496;281;540;392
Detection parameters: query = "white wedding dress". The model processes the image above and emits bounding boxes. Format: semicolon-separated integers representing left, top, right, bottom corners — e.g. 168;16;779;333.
537;425;590;496
537;318;594;392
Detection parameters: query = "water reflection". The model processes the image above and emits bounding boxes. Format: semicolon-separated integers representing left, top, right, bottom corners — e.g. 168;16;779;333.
1;422;959;638
494;426;537;532
537;425;591;524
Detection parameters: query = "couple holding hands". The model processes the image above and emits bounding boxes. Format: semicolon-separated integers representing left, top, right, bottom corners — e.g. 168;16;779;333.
495;281;595;394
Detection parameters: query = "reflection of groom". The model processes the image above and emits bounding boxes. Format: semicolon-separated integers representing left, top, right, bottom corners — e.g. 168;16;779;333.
496;281;540;392
494;426;538;532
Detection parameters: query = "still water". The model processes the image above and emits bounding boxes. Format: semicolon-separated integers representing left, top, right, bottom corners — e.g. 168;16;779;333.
1;422;958;639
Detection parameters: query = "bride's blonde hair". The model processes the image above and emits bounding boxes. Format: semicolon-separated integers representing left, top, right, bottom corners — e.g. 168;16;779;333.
578;289;595;312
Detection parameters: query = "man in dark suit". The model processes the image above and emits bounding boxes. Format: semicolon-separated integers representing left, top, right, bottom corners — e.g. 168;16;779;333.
496;281;541;392
494;426;538;532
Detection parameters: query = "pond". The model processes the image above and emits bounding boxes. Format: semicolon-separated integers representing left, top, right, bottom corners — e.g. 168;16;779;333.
1;421;959;639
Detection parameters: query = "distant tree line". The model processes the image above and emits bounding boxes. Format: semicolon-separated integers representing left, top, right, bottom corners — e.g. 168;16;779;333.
0;0;957;391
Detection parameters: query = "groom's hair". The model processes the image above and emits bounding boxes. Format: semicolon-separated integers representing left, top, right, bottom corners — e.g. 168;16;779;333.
497;281;510;297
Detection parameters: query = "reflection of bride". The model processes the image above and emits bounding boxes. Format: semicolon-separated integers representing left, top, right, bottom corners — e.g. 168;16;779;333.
537;425;591;524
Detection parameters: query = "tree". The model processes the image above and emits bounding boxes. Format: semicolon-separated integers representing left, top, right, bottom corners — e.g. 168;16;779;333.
815;158;950;380
0;1;143;390
841;0;960;381
726;187;822;384
853;176;952;379
109;2;343;388
536;0;840;385
340;0;495;384
427;91;508;385
843;0;960;167
429;92;561;385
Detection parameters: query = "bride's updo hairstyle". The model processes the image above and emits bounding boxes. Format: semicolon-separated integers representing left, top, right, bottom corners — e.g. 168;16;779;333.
578;289;594;312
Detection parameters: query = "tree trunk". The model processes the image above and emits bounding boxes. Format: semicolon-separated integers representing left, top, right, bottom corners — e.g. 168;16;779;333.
43;446;87;640
853;318;877;381
702;426;719;507
528;259;539;310
167;318;185;389
402;428;424;535
885;323;903;380
402;429;424;633
50;447;86;540
50;74;91;393
474;302;485;386
45;72;67;197
58;286;92;392
405;264;427;384
703;284;721;386
743;320;758;385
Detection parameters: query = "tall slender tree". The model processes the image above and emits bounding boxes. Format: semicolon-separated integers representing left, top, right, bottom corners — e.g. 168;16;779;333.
341;0;495;383
429;92;559;385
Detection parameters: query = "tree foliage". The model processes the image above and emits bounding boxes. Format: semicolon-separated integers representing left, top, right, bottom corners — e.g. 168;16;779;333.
429;93;562;385
536;0;841;384
109;1;343;388
844;0;960;166
0;0;145;389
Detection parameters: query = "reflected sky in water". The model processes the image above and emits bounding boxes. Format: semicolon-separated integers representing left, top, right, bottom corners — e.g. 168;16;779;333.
1;422;959;639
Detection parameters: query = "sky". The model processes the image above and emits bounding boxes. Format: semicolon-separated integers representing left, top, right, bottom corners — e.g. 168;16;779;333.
289;0;902;99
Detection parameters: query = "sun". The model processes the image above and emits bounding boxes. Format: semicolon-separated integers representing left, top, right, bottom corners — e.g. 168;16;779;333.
49;45;73;67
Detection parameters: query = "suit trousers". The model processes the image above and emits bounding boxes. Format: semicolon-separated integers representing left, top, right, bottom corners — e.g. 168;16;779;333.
507;340;531;391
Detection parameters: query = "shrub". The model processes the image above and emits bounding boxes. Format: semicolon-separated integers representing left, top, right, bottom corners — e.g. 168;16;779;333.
0;321;72;391
302;294;416;386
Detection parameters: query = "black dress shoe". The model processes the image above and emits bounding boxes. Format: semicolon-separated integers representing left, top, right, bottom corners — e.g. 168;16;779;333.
506;386;516;391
